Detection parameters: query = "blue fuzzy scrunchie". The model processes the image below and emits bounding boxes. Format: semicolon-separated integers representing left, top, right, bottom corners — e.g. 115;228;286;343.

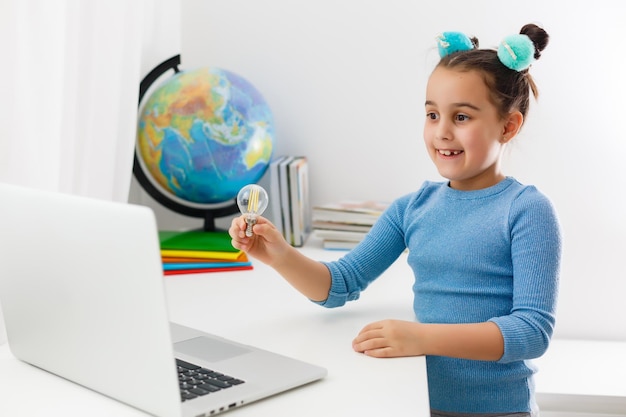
437;32;474;58
497;34;535;71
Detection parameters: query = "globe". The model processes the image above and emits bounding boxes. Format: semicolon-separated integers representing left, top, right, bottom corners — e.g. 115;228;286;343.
136;66;274;206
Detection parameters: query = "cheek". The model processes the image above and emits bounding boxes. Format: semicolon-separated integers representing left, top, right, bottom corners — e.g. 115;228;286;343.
422;132;438;163
465;139;502;164
423;124;434;146
461;126;499;152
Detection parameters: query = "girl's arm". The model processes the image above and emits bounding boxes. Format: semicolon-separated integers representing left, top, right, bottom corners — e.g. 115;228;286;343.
352;319;504;361
353;190;561;362
229;215;331;302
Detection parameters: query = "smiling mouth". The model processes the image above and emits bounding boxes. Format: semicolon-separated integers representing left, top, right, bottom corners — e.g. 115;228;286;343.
438;149;463;156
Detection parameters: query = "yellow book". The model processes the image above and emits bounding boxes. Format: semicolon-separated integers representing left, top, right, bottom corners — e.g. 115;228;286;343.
162;253;249;263
160;249;243;261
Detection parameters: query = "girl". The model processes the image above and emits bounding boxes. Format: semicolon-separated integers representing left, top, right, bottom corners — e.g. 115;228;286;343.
229;23;561;417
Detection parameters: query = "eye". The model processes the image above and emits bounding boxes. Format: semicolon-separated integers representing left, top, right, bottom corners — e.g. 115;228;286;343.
426;111;438;120
455;114;470;122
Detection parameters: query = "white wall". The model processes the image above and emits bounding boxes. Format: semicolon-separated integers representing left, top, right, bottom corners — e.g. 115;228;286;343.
128;0;193;228
131;0;626;341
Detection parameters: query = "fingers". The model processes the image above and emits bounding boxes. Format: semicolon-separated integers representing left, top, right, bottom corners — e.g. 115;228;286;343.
353;336;393;358
352;322;390;357
229;215;252;250
352;320;419;358
230;216;246;235
228;215;276;251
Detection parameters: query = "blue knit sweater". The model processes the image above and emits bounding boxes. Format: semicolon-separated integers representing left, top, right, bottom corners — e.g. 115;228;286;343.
317;177;561;413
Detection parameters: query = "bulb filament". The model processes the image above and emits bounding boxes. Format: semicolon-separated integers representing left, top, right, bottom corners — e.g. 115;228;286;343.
245;186;260;236
247;186;259;213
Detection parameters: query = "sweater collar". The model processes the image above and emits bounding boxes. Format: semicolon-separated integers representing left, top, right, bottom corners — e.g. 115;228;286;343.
443;176;516;200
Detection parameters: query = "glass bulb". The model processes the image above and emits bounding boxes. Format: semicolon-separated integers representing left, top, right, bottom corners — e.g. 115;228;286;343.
236;184;269;237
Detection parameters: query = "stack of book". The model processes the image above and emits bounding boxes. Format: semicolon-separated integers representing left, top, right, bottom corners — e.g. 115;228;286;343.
268;155;311;247
159;230;252;275
312;200;390;250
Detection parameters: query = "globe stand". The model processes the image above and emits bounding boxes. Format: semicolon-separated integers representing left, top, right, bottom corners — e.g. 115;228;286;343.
133;55;239;231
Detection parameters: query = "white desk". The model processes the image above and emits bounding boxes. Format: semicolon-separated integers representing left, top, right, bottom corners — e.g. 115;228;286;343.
534;338;626;415
0;242;430;416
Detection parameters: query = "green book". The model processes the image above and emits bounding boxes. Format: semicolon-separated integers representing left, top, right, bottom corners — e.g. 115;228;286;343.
158;230;238;252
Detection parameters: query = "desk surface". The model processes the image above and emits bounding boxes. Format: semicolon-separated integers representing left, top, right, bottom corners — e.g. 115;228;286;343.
0;242;430;416
534;338;626;414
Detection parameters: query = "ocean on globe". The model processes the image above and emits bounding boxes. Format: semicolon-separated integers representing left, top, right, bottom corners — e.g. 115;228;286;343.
136;67;274;205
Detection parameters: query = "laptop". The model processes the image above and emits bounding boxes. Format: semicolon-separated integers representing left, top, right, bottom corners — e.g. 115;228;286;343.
0;183;326;417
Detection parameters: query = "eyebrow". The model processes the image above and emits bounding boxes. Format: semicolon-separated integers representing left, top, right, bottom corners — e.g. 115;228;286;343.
424;100;481;111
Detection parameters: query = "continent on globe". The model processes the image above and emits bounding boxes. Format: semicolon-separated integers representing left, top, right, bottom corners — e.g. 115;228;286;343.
137;67;275;205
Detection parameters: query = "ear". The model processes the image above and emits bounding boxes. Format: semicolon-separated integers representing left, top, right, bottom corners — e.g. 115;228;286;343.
501;111;524;143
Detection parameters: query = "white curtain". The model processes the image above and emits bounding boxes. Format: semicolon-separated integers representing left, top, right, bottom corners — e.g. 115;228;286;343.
0;0;149;345
0;0;145;199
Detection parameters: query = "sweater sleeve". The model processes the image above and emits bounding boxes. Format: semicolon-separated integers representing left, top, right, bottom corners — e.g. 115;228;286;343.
313;198;409;308
490;187;562;363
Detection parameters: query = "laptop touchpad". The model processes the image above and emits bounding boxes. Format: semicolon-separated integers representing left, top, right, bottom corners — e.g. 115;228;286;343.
175;337;251;363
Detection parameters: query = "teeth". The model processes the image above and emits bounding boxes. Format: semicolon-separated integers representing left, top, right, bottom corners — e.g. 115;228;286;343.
439;150;461;156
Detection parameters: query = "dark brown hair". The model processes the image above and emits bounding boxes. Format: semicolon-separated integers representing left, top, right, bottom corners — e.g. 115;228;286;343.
437;24;549;122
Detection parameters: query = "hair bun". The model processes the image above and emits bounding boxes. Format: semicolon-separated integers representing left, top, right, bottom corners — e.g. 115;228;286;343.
497;34;535;71
520;23;549;59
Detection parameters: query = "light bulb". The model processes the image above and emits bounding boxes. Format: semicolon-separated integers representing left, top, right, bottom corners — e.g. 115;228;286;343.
236;184;269;237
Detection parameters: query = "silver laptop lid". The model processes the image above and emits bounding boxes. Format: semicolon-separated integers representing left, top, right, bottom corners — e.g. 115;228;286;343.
0;183;182;417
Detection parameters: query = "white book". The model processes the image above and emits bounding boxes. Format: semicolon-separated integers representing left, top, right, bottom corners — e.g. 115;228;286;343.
322;239;359;251
299;158;312;242
312;221;372;233
312;200;389;226
269;156;287;234
279;156;295;244
313;229;367;242
288;157;310;247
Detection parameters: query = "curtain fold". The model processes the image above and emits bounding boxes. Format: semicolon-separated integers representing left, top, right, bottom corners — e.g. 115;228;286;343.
0;0;144;200
0;0;148;345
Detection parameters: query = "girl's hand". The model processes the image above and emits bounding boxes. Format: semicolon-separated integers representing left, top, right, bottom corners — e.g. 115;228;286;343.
353;320;505;360
228;215;291;267
352;320;425;358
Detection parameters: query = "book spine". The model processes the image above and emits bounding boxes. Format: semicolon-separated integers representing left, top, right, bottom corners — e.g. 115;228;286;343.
288;157;310;247
279;156;295;244
269;156;286;234
300;158;312;242
267;155;312;247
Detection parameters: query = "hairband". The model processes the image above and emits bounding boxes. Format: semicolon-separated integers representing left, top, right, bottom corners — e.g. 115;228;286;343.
497;35;534;71
436;32;474;57
436;31;535;72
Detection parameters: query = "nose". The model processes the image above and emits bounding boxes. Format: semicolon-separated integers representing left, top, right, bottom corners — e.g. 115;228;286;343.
435;118;452;142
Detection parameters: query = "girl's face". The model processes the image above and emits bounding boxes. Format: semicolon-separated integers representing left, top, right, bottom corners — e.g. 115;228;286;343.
424;67;521;191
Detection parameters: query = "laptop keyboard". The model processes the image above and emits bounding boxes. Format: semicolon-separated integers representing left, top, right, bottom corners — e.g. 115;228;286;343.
176;358;246;402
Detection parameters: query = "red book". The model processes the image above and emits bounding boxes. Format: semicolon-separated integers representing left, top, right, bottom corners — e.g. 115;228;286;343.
163;265;253;276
